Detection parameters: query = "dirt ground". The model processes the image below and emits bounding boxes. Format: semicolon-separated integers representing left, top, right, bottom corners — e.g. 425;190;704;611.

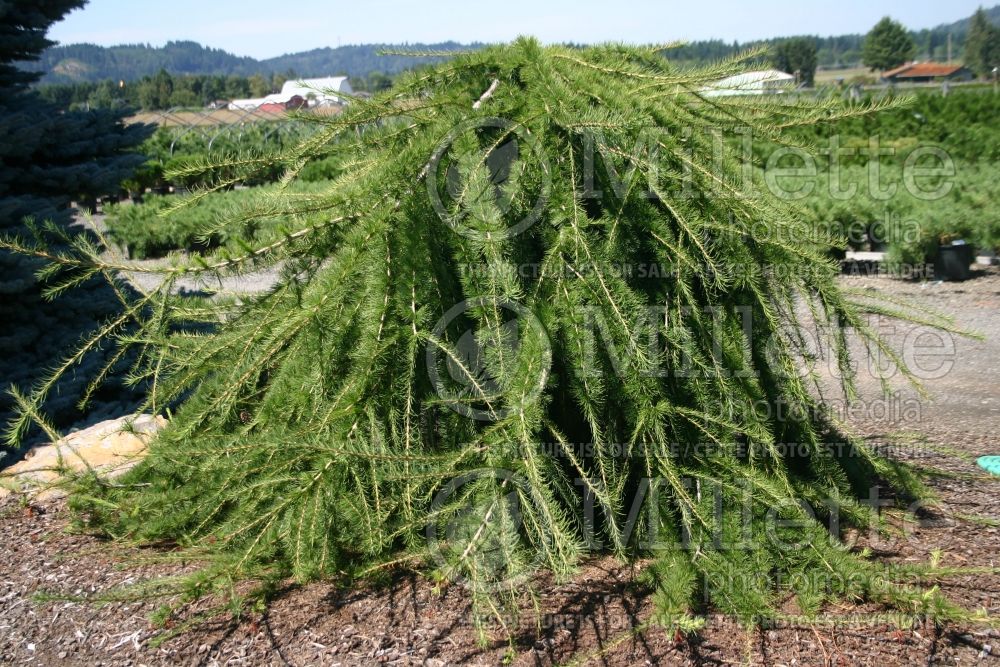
3;271;1000;666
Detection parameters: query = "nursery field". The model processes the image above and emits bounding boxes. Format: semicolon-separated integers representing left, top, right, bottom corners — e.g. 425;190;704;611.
105;87;1000;271
3;272;1000;666
814;65;871;84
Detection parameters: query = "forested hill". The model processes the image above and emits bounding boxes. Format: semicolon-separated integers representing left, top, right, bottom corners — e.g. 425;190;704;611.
28;41;261;82
22;41;478;84
22;5;1000;85
263;42;478;79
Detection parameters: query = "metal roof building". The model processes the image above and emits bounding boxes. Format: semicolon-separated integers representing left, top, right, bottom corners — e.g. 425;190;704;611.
881;63;974;84
229;76;353;111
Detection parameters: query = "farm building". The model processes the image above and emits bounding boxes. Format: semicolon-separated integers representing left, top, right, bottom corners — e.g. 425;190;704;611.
257;95;308;113
228;76;353;111
701;69;796;97
881;63;974;84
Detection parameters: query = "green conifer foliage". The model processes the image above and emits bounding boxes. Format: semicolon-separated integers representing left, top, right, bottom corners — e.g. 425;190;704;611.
4;39;969;634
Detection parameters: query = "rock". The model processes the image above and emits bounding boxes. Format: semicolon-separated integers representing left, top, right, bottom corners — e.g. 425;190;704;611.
0;414;166;501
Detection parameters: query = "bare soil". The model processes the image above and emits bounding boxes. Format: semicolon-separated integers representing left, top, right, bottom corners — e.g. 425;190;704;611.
3;272;1000;666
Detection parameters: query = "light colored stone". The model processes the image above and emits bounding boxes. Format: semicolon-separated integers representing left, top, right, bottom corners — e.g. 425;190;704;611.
0;414;166;501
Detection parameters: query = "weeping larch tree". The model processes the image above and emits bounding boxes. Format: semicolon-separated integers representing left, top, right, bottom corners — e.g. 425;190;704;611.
3;38;982;639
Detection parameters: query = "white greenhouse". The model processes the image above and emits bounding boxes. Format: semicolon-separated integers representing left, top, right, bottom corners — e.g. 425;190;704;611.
701;69;796;97
228;76;354;111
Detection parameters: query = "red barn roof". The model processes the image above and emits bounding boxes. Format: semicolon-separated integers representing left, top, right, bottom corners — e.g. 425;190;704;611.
257;103;287;114
883;62;968;79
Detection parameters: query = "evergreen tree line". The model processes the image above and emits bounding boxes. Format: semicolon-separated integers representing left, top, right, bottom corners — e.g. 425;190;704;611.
863;10;1000;75
666;9;1000;79
36;68;398;111
669;8;1000;70
25;40;261;82
23;39;475;85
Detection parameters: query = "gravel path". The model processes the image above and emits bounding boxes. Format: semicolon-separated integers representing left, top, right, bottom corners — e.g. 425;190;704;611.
836;269;1000;426
120;262;284;296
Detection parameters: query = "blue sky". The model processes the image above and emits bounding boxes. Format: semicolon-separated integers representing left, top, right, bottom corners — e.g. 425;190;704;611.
49;0;991;60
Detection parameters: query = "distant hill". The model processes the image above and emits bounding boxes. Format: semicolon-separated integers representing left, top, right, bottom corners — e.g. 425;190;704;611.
930;4;1000;36
21;40;479;85
25;41;262;82
21;6;1000;85
262;42;480;79
910;5;1000;63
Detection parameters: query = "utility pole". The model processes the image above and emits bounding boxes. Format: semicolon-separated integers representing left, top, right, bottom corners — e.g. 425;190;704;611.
947;33;952;64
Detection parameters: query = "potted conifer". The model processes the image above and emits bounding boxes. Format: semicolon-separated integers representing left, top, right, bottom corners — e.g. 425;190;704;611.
937;234;974;281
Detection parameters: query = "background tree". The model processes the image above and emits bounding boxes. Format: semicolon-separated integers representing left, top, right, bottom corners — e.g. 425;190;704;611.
137;68;175;108
271;70;294;93
863;17;916;71
964;7;1000;77
85;79;128;109
224;74;251;99
367;70;394;92
166;75;201;107
0;0;151;457
248;72;270;97
771;37;818;86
